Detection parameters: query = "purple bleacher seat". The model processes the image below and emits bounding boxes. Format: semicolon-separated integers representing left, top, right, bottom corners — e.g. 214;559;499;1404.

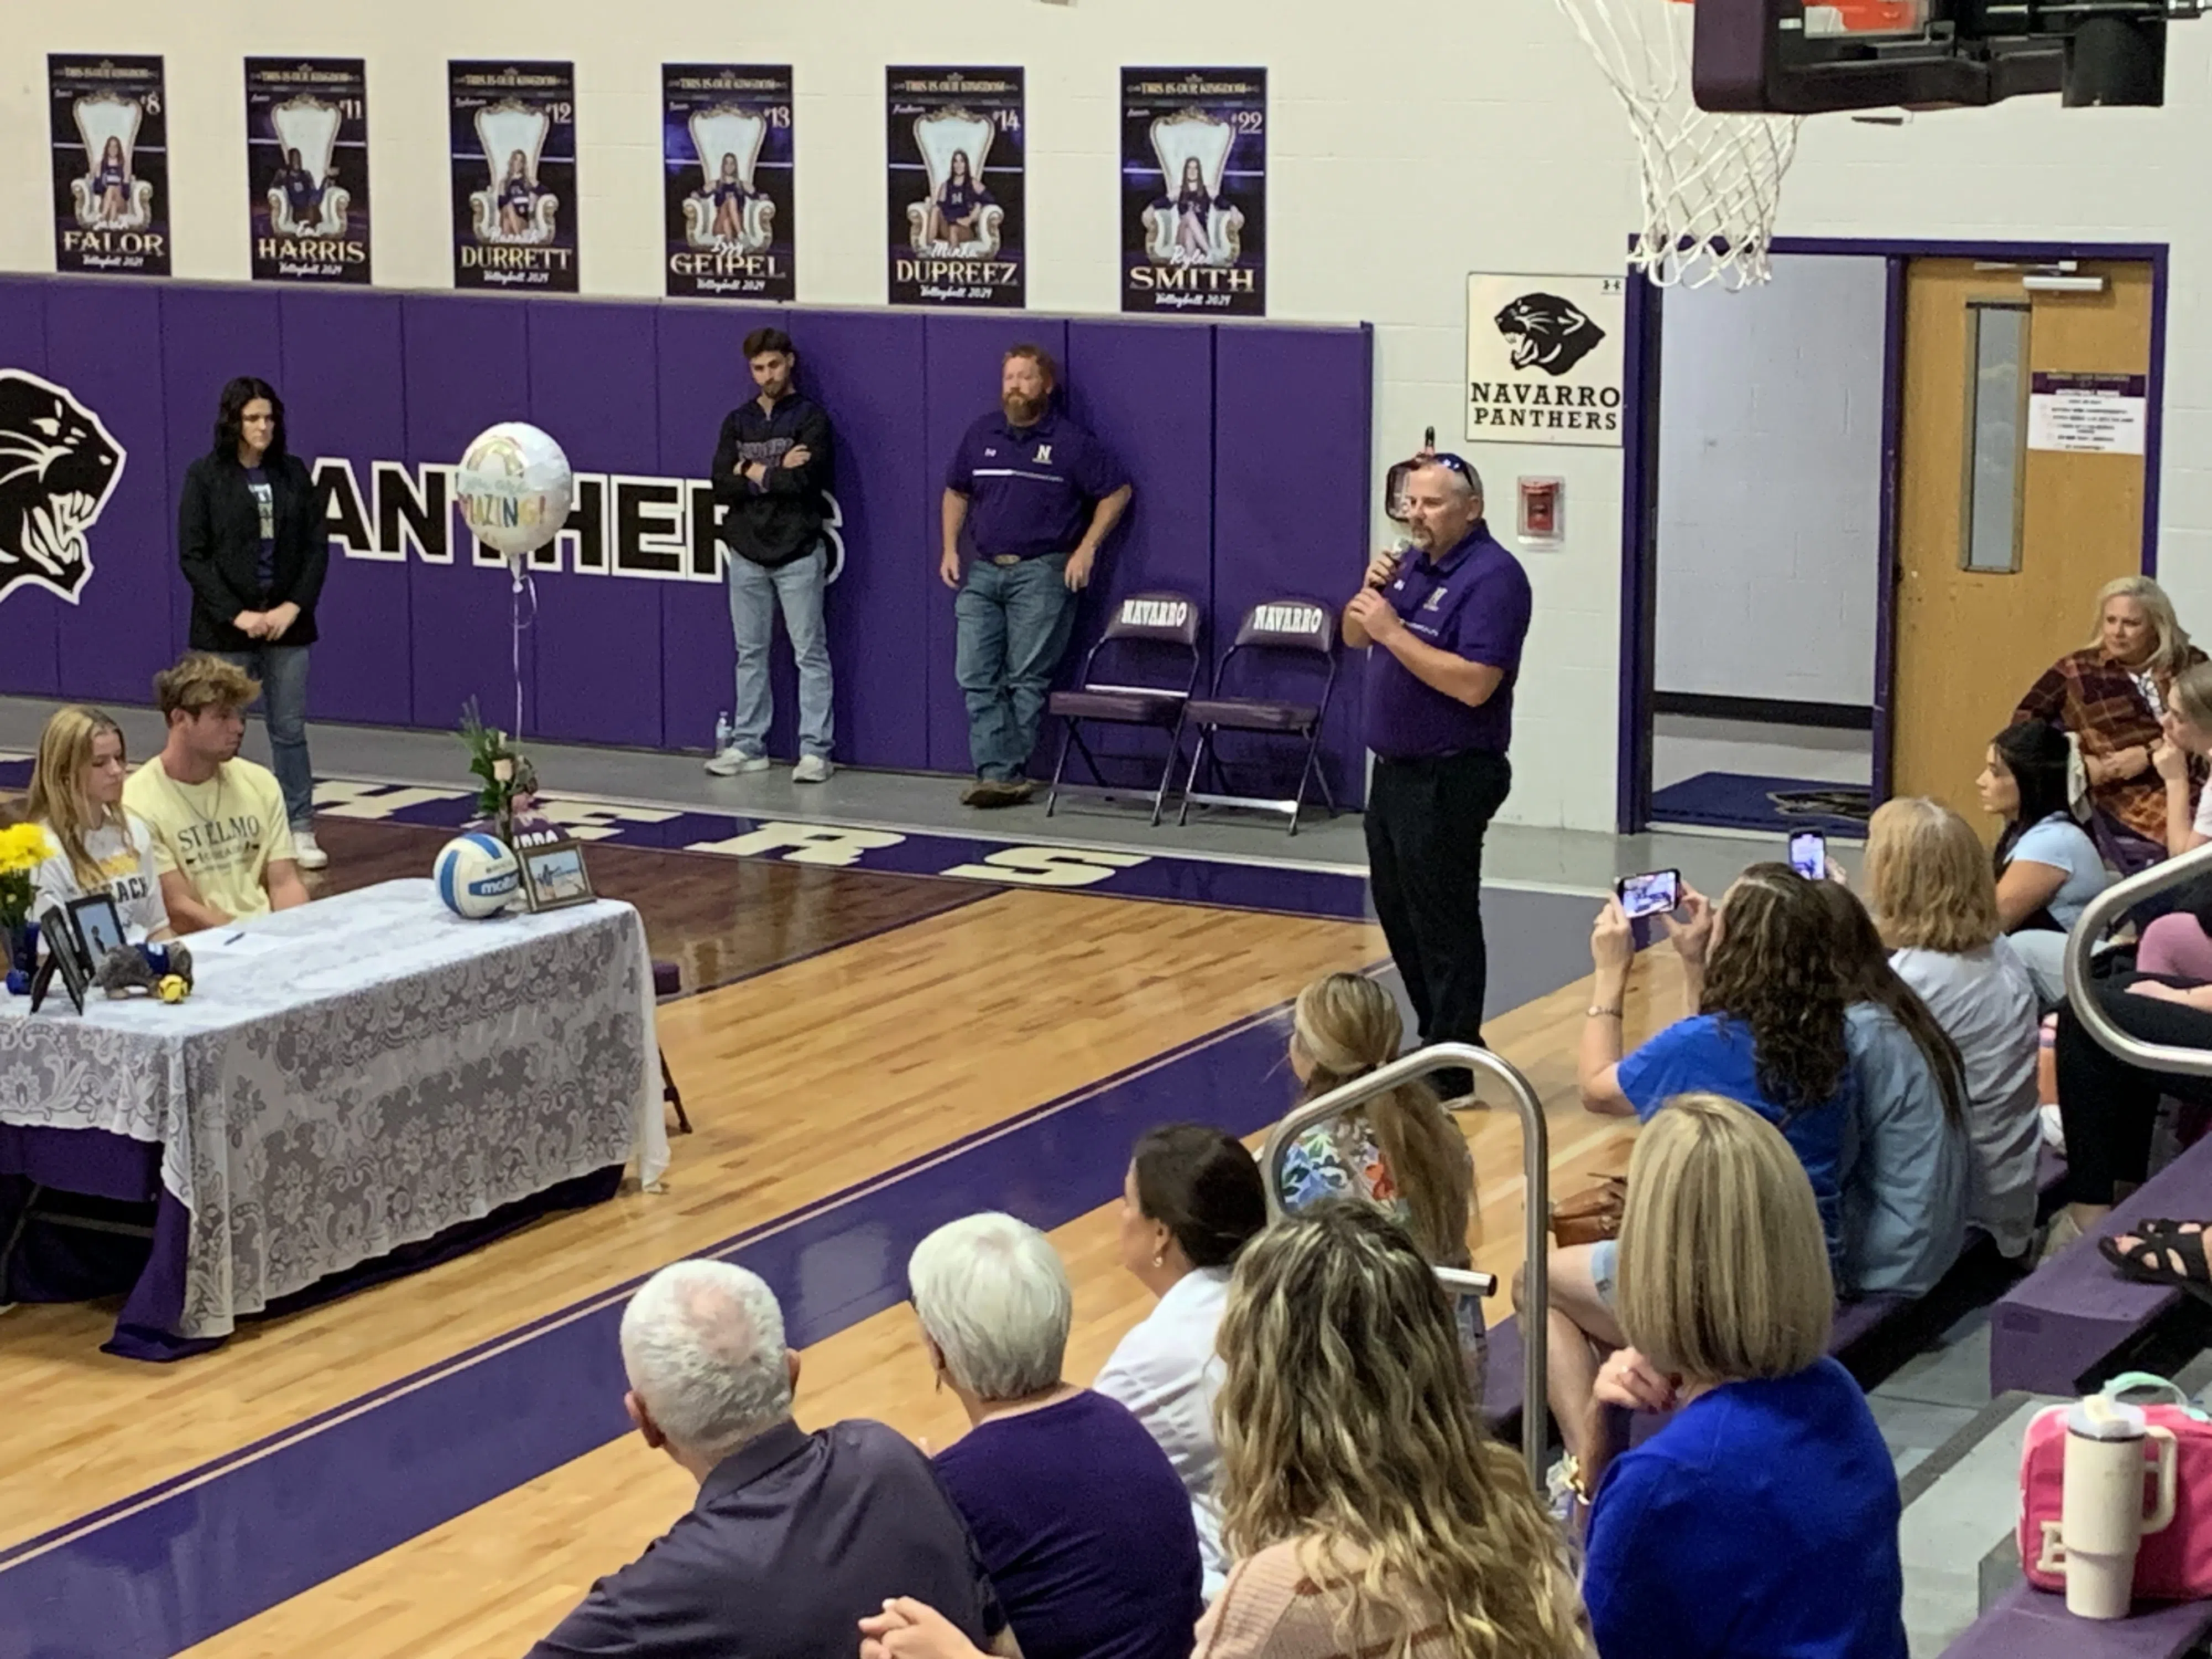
1942;1580;2212;1658
1991;1126;2212;1397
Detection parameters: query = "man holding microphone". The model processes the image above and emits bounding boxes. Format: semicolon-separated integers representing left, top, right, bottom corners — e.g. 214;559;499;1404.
1343;453;1532;1099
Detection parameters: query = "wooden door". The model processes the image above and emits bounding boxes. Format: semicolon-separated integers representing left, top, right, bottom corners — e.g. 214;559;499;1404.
1890;258;2154;831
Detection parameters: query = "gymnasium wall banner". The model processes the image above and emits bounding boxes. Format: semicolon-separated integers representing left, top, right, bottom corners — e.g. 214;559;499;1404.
662;64;796;302
1119;69;1266;317
48;55;170;278
1463;272;1627;448
448;61;578;293
885;66;1025;309
245;59;371;285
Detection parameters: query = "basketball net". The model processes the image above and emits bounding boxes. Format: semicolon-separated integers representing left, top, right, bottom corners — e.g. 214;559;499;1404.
1551;0;1800;288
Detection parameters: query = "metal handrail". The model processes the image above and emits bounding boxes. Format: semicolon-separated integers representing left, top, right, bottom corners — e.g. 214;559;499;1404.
2064;837;2212;1076
1258;1042;1550;1482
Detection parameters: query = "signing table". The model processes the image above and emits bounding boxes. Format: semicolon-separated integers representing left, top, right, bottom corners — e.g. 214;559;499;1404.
0;879;667;1358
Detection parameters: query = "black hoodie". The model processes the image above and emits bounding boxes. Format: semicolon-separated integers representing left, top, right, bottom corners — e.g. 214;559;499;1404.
710;393;836;568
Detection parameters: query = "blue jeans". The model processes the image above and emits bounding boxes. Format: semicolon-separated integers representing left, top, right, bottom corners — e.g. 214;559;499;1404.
727;543;833;760
216;645;314;830
955;554;1076;781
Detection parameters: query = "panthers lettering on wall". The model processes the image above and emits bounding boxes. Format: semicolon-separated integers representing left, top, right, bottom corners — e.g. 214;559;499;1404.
0;369;127;608
1463;272;1626;450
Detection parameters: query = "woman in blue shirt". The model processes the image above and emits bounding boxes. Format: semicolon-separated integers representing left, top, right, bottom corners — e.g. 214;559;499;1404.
1545;863;1853;1504
1979;718;2109;1006
1584;1093;1907;1659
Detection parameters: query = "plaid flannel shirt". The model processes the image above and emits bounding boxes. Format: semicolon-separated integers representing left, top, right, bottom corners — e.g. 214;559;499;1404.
2014;645;2209;843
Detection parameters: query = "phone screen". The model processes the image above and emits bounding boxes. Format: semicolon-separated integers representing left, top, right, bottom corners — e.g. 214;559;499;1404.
1616;868;1680;921
1789;831;1827;880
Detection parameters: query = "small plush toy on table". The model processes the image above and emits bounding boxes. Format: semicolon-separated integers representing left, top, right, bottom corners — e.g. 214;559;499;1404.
95;942;195;1002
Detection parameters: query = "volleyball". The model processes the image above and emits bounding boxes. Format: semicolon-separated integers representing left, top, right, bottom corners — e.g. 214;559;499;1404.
434;833;520;919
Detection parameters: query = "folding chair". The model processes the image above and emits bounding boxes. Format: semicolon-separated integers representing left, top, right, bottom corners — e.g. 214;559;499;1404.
1044;591;1203;826
654;958;691;1134
1180;597;1339;835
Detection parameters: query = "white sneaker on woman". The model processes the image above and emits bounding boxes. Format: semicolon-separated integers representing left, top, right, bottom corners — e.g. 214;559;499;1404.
293;830;329;871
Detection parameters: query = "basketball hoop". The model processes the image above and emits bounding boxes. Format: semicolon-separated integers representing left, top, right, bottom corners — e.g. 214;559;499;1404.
1551;0;1800;288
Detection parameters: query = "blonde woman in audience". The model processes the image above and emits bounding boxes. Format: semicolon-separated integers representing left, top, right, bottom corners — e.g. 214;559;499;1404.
1584;1095;1907;1659
1864;798;2041;1259
1276;972;1484;1397
1095;1123;1269;1600
864;1200;1588;1659
24;705;174;944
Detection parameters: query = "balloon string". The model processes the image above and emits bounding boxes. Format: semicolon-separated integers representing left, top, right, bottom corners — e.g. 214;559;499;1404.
510;565;539;737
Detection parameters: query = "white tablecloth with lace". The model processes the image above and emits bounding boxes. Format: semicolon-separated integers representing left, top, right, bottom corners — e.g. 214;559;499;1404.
0;879;666;1343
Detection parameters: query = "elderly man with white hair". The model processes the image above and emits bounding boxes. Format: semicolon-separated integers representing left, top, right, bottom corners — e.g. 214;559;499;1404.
528;1258;1010;1659
912;1212;1201;1659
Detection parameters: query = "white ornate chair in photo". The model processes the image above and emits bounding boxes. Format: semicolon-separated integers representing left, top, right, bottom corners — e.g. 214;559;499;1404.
1140;112;1246;268
904;109;1004;260
469;102;561;246
681;107;775;254
265;98;352;237
69;96;156;231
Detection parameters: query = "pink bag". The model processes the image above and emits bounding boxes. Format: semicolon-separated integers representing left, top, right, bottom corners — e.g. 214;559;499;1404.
2020;1373;2212;1599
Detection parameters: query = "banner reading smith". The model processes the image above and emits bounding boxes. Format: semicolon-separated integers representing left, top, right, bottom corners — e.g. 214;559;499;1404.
1120;69;1266;317
885;66;1024;309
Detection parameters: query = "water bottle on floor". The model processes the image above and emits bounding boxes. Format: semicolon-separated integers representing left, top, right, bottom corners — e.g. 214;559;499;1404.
714;712;732;754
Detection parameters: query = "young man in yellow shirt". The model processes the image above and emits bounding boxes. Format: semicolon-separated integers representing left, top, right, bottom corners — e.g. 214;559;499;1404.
122;654;311;932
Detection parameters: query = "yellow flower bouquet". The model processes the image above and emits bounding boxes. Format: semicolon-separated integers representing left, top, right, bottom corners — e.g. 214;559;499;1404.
0;821;55;931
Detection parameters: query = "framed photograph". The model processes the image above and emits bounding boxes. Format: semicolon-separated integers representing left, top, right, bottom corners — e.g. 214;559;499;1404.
30;909;90;1015
517;837;594;912
67;893;127;963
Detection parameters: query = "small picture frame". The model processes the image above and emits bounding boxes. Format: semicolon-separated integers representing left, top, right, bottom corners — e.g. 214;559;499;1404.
517;837;594;912
66;893;127;964
30;910;90;1015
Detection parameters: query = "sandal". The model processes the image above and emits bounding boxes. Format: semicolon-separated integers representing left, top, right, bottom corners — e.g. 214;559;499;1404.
2130;1219;2211;1241
2099;1227;2212;1307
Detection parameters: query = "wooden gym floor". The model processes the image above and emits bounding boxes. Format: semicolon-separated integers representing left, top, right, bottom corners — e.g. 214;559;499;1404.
0;812;1650;1658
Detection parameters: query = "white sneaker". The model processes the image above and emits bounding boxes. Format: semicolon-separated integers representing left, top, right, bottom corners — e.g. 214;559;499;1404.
704;747;771;777
792;755;835;784
293;830;329;871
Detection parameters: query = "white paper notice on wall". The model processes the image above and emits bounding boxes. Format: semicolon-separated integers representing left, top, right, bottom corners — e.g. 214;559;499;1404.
2027;372;2148;455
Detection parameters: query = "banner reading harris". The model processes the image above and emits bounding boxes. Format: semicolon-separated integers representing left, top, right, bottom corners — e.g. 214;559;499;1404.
245;58;370;285
48;55;169;278
448;61;578;293
885;66;1024;309
1120;69;1266;317
662;64;795;302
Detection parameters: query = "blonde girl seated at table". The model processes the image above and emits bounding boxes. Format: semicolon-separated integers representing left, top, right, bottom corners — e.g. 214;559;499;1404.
24;705;174;945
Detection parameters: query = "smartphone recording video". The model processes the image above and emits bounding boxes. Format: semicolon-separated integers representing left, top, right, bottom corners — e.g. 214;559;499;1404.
1616;868;1680;921
1789;831;1827;880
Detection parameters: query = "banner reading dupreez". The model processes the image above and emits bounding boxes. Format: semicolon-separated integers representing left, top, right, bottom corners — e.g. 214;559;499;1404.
448;61;578;293
1120;69;1266;317
885;67;1024;309
662;65;795;302
49;55;170;278
246;59;371;285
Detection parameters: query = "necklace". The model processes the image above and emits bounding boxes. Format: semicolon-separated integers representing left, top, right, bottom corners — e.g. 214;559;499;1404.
156;756;227;836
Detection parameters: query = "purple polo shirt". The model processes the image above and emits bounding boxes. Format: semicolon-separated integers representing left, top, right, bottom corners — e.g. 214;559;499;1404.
946;408;1128;561
1363;521;1532;759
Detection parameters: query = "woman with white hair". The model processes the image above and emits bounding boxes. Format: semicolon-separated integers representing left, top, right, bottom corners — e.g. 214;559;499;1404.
2015;573;2206;862
909;1212;1202;1659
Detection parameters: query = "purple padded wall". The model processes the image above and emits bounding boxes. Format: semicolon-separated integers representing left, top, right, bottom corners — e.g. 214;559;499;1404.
921;315;1071;775
1213;324;1373;810
280;288;411;727
401;295;535;738
45;283;171;709
528;300;664;748
0;279;58;699
157;286;284;664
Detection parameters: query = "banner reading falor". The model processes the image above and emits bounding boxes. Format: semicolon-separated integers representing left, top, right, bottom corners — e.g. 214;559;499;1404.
245;59;371;285
1120;69;1266;317
448;61;578;293
662;64;795;302
49;54;170;277
885;66;1024;309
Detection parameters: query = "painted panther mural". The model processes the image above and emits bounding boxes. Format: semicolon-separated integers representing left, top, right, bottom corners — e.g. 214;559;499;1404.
0;369;126;607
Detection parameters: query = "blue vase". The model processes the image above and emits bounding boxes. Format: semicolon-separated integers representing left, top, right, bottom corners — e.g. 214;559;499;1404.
4;919;36;996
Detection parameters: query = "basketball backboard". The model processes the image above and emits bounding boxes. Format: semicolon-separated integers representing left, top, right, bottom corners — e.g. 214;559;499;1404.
1692;0;2188;113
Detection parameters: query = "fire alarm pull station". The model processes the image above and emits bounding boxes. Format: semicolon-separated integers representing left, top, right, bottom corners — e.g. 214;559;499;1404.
1517;477;1563;545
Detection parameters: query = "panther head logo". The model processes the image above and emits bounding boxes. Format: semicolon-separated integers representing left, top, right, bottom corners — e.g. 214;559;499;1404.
0;370;126;607
1494;293;1607;377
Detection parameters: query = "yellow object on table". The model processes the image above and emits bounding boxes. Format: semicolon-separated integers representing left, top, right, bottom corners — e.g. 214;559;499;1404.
156;975;187;1004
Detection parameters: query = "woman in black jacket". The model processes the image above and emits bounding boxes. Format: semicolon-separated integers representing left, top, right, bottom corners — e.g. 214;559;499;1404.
176;376;330;869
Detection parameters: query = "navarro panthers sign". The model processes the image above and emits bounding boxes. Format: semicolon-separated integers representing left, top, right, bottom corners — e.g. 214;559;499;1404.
1464;272;1626;449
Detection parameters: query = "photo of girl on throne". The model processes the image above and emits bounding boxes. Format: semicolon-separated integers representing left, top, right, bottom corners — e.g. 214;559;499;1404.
498;150;537;237
925;149;994;250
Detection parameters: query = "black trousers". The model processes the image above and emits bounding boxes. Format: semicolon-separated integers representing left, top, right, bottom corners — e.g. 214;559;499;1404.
1365;749;1512;1076
2056;973;2212;1206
